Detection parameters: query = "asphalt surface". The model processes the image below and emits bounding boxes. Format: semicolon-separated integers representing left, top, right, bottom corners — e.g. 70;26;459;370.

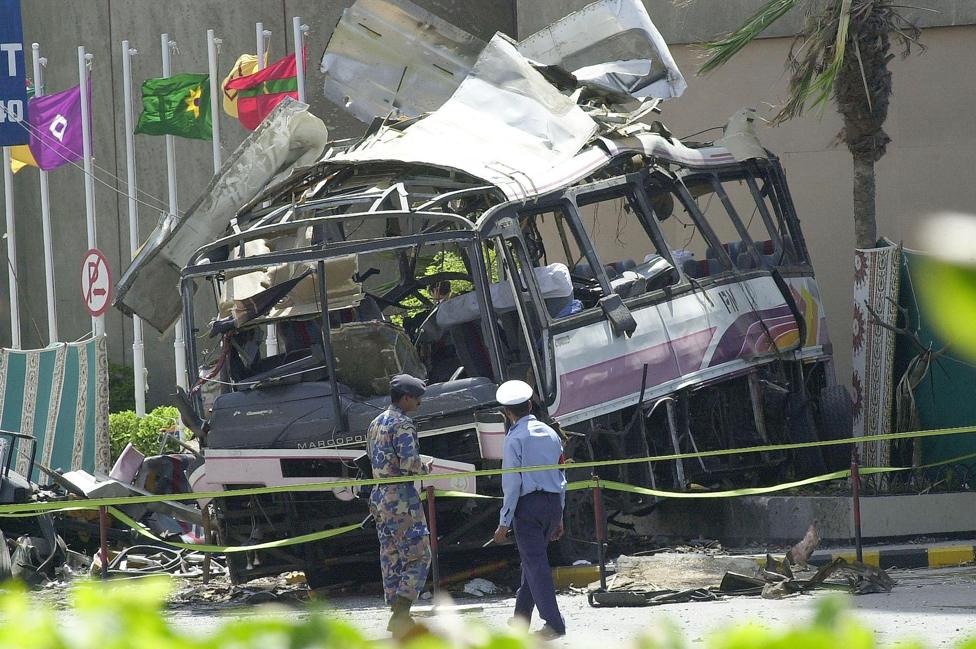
157;565;976;648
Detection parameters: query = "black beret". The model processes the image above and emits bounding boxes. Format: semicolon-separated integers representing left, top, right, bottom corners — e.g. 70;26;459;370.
390;373;426;397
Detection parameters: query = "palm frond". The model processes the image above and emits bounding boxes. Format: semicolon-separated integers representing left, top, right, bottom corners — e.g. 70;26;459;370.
773;0;853;123
698;0;802;75
698;0;922;129
813;0;854;107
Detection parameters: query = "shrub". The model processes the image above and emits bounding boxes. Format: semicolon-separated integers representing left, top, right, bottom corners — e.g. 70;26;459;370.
107;411;139;460
108;363;137;413
108;406;184;460
0;578;382;649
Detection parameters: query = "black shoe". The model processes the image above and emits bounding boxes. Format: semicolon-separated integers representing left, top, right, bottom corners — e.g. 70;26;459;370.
387;596;416;638
534;625;565;641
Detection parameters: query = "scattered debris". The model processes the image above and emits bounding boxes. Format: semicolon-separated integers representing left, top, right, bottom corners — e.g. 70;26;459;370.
89;545;225;579
721;556;896;599
588;550;896;608
163;574;314;609
787;524;821;568
283;571;308;585
590;587;717;607
611;553;761;591
462;578;500;597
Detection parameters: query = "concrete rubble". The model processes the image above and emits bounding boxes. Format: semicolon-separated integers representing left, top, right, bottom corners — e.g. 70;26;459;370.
587;551;896;607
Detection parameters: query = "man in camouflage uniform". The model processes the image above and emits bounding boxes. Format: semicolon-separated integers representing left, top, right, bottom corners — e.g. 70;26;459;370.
367;373;432;637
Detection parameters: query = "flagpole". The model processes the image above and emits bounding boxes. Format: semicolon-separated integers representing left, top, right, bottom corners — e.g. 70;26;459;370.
255;22;279;358
292;17;307;103
121;40;147;417
206;30;221;172
161;33;188;392
2;148;21;349
78;46;102;337
32;43;57;345
256;23;267;70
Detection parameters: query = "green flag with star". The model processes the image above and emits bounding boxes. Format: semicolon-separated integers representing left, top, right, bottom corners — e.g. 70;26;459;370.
135;73;211;140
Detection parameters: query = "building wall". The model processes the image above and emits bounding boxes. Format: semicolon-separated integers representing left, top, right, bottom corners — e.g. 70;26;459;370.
0;1;515;408
518;1;976;392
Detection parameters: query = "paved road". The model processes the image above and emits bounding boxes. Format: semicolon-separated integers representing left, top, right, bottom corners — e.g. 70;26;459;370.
162;565;976;647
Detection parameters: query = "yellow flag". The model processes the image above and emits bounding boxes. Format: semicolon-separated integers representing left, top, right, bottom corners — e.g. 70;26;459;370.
222;53;266;118
9;145;37;174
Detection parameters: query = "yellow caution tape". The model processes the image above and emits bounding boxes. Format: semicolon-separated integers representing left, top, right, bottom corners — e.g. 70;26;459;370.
6;450;976;554
0;490;494;554
106;507;363;554
0;425;973;515
568;469;887;498
422;489;497;500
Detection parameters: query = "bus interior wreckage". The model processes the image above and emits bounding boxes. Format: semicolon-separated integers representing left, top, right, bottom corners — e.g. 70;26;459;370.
113;0;852;584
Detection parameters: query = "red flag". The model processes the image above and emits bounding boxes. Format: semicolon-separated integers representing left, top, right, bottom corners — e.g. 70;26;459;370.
224;51;303;130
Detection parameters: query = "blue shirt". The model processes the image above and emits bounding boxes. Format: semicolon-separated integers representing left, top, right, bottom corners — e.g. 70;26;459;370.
499;415;566;527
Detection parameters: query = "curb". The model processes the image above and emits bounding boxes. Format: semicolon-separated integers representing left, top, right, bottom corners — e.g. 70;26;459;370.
807;545;976;570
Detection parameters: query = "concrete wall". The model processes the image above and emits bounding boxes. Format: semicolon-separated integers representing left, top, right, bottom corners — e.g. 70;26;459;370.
0;1;515;408
623;493;976;544
518;1;976;393
518;0;976;42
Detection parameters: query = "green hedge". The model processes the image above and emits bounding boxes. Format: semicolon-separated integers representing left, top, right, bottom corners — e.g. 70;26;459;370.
108;406;183;460
108;363;137;413
0;580;970;649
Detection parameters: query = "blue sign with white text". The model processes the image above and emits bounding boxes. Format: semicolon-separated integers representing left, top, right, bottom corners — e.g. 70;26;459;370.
0;0;29;146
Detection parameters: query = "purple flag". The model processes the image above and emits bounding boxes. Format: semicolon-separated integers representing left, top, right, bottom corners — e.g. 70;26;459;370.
27;84;89;171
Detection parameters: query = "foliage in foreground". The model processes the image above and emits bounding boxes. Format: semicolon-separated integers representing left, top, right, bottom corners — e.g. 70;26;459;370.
108;406;183;460
0;579;975;649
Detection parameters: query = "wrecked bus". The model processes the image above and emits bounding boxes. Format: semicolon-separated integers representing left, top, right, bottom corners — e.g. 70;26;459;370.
115;0;851;585
173;121;848;584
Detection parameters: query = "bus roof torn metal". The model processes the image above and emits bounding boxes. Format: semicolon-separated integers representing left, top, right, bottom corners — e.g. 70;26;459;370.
323;0;689;200
320;0;686;124
117;0;693;330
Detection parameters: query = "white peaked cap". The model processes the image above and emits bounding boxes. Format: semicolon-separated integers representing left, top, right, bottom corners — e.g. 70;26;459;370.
496;380;534;406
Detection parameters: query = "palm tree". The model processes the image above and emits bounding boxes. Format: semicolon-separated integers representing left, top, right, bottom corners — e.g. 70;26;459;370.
698;0;921;248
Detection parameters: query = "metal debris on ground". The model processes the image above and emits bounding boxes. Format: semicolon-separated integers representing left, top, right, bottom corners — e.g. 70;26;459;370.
0;437;212;588
170;574;312;609
90;545;226;579
590;587;717;607
721;556;896;599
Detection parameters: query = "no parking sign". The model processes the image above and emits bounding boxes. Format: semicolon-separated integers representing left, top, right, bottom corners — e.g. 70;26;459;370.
81;248;112;317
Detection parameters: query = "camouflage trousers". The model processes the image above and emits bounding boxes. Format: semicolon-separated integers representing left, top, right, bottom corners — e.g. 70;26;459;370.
370;487;431;604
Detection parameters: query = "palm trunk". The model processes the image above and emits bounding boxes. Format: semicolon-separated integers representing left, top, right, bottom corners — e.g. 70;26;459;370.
852;152;877;248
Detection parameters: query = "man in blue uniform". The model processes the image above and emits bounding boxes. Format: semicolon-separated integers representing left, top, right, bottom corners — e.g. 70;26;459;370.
367;373;432;637
493;380;567;640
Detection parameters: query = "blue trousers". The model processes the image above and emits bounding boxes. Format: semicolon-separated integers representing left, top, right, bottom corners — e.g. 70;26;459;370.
513;491;565;633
